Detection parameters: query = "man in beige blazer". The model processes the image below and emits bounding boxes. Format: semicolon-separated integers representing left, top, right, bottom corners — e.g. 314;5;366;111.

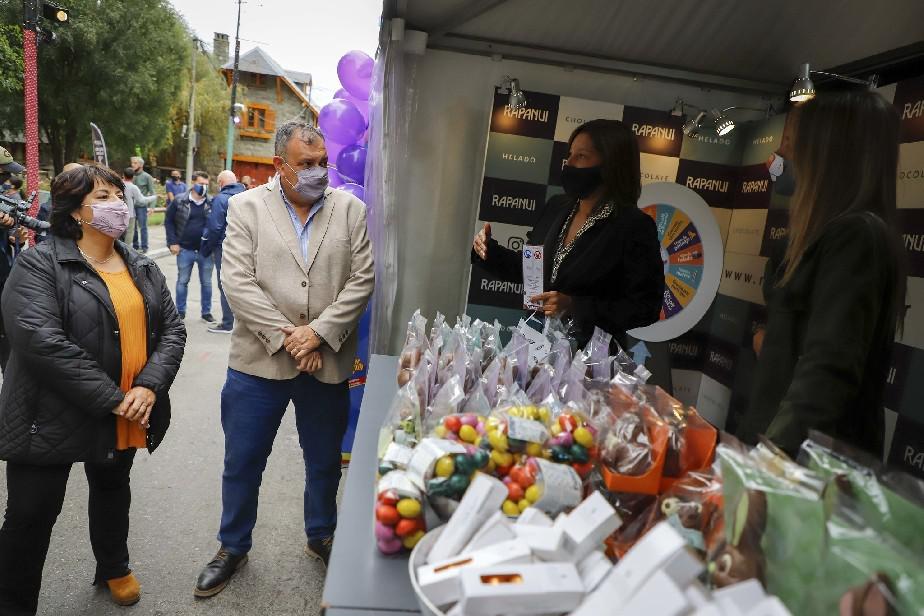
195;121;374;597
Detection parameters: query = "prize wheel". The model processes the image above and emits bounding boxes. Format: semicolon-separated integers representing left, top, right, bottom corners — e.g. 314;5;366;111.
628;182;723;343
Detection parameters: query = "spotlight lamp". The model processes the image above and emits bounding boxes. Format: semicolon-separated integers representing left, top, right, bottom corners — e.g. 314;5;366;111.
711;109;735;136
682;105;770;137
682;111;706;138
789;62;878;102
498;75;527;110
41;1;69;23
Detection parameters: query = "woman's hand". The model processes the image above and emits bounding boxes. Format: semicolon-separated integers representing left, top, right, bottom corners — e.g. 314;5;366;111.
115;387;157;427
473;223;491;260
531;291;573;317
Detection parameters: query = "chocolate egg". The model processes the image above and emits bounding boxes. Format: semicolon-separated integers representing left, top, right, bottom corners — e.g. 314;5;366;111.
377;536;404;555
375;521;397;541
396;498;422;518
448;473;470;495
570;444;590;463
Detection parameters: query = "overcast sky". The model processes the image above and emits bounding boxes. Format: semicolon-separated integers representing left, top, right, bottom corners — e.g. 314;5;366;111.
168;0;382;106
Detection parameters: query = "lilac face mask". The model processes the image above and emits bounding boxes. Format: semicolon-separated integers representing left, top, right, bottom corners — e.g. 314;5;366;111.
284;163;328;202
84;200;130;238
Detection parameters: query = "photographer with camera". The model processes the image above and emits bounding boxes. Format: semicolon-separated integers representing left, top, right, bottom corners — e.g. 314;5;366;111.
0;147;29;371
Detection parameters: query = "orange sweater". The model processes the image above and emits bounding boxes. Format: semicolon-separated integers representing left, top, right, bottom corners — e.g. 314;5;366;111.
98;269;148;450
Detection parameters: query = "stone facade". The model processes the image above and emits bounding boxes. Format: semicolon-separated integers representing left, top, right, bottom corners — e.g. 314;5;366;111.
232;71;317;161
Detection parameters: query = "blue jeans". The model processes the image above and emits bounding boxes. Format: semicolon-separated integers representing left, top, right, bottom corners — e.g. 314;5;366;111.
132;207;148;250
175;248;213;316
218;368;349;554
213;246;234;329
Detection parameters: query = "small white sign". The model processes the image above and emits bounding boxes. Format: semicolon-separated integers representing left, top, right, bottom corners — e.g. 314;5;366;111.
522;245;545;310
519;319;552;365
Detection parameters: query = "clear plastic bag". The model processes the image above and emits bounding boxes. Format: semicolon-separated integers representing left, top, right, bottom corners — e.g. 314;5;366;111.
481;319;502;369
397;310;428;387
560;356;589;406
798;490;924;615
481;355;502;409
378;381;422;463
548;331;573;394
608;469;725;559
500;456;583;518
713;442;825;603
375;470;428;555
798;432;924;555
639;386;718;487
525;363;554;404
580;327;613;382
424;374;465;435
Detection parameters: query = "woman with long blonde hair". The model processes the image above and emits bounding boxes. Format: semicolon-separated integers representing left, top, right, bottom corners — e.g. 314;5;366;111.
735;89;906;455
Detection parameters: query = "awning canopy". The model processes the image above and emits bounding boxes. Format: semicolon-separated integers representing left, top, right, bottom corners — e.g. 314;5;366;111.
384;0;924;94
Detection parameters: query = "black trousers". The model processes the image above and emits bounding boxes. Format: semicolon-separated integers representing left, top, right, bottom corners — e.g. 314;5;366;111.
0;450;136;616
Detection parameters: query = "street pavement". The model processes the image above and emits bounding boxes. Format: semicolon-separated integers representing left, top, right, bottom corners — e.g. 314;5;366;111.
0;224;339;616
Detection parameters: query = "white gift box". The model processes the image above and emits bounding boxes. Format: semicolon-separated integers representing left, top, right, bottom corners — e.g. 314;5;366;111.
576;550;612;593
745;596;793;616
463;511;517;554
515;507;554;528
558;491;622;562
458;562;584;616
713;579;767;613
427;473;508;564
418;539;533;607
513;525;568;562
613;569;693;616
570;521;702;615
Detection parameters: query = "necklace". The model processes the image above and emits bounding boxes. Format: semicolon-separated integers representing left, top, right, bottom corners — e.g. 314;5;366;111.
78;246;117;265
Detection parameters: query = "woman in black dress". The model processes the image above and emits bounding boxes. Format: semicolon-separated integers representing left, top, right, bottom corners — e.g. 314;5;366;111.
472;119;664;347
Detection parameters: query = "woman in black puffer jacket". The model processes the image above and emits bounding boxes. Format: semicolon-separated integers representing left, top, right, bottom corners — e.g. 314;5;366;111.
0;165;186;615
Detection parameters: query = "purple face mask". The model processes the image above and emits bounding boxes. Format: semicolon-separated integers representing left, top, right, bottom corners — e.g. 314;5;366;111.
284;163;329;202
83;200;130;239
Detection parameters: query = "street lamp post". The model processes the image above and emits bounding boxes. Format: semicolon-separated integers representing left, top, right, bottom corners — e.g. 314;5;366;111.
224;0;242;171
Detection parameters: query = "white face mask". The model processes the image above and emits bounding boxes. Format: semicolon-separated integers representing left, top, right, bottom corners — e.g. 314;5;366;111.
767;153;785;180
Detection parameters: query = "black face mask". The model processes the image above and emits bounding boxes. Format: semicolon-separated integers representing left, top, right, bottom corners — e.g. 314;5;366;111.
560;164;603;199
171;177;180;183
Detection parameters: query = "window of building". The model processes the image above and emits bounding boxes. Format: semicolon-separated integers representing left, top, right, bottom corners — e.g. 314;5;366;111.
239;102;275;140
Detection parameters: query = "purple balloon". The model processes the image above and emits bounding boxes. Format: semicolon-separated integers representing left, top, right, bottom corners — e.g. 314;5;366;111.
328;167;345;188
318;99;366;146
337;182;365;202
334;87;370;123
336;144;367;185
337;50;374;100
325;139;347;166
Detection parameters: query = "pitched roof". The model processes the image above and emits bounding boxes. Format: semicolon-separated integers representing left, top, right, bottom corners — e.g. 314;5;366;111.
286;70;312;86
222;47;318;117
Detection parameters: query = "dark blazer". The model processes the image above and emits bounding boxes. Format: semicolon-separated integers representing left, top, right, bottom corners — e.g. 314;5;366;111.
733;212;900;456
0;236;186;464
473;194;664;347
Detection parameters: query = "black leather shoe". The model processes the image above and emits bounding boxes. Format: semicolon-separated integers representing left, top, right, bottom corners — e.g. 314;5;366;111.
305;536;334;568
194;549;248;598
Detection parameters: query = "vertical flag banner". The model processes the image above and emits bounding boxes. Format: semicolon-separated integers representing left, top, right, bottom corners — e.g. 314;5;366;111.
90;122;108;168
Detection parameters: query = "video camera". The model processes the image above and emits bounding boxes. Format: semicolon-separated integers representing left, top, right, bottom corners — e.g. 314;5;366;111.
0;192;51;233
